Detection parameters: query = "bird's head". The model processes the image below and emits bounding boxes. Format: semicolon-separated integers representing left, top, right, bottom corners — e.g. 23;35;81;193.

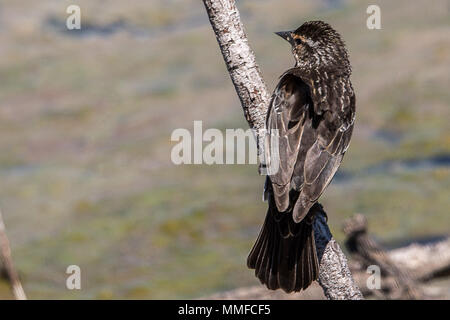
275;21;351;75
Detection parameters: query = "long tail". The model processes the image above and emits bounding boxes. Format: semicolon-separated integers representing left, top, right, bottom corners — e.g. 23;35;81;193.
247;200;319;293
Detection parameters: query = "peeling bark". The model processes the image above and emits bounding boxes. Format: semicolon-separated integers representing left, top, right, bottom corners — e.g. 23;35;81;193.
314;209;363;299
202;0;362;300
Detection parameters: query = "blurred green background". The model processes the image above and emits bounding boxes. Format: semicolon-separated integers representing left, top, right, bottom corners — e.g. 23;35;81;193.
0;0;448;299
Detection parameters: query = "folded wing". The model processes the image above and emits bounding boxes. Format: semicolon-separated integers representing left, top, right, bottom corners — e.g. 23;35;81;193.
265;70;354;222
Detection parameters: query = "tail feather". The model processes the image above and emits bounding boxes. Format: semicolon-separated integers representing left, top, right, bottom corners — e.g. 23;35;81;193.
247;201;319;293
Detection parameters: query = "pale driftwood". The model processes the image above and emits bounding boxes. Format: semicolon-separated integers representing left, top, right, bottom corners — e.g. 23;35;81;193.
202;0;362;300
344;214;450;299
0;209;27;300
343;214;422;299
347;238;450;299
204;236;450;300
389;237;450;281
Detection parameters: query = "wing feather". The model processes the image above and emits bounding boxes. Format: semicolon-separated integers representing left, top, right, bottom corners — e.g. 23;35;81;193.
265;69;355;223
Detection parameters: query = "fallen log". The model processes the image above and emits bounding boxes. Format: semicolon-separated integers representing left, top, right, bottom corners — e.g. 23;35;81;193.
389;237;450;281
204;217;449;300
343;214;422;299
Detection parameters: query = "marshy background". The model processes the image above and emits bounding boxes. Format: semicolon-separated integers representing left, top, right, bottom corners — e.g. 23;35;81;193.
0;0;449;299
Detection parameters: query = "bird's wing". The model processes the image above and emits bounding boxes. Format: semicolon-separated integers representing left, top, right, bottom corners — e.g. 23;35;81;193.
266;70;355;222
265;72;312;212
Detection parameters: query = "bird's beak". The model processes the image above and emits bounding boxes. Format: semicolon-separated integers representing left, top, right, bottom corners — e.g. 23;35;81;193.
275;31;294;45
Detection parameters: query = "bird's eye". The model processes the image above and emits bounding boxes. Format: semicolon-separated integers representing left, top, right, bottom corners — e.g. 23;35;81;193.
294;38;303;46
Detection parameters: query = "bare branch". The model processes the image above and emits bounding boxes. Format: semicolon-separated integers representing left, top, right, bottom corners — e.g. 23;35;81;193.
202;0;362;299
202;0;270;132
0;208;27;300
313;210;363;299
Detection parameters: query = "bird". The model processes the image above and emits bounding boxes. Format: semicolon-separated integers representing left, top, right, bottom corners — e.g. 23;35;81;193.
247;21;356;293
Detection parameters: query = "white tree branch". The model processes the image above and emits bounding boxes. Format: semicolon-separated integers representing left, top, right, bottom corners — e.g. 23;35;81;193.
202;0;363;300
0;208;27;300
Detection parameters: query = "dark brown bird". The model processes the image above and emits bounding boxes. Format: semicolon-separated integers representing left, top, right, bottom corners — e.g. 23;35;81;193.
247;21;356;292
